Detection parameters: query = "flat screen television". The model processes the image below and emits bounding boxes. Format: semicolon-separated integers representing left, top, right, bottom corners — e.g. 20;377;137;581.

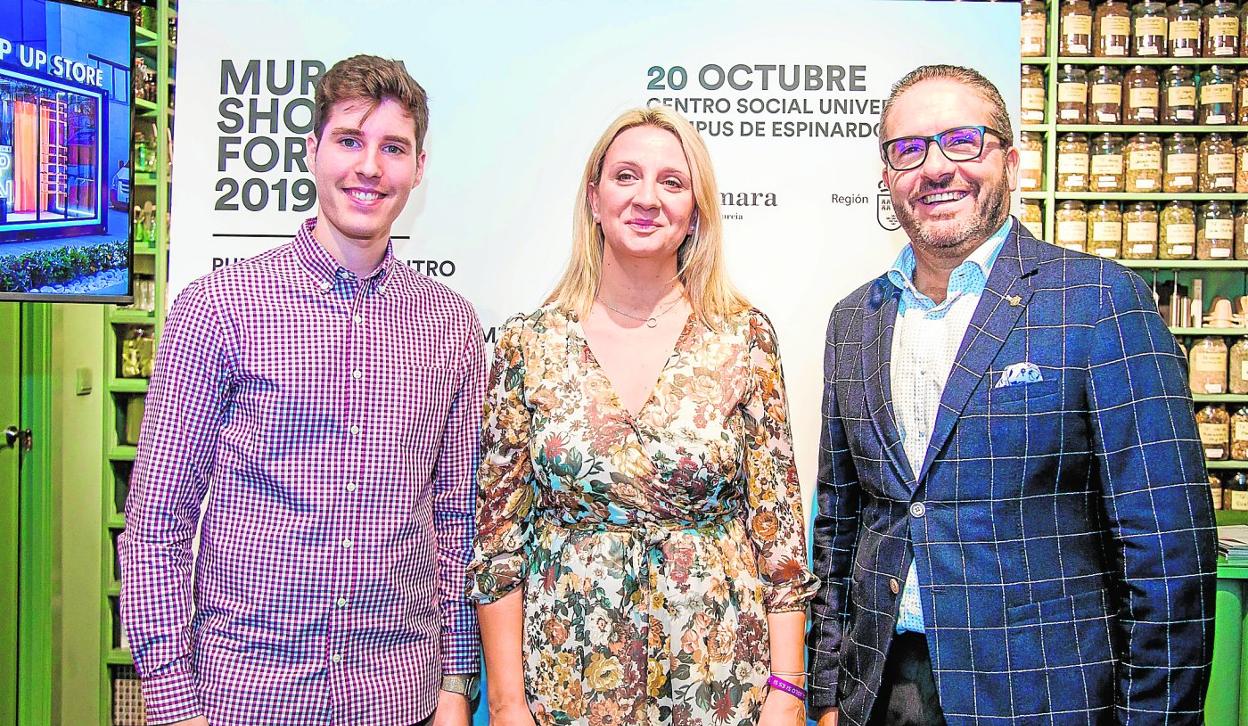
0;0;133;302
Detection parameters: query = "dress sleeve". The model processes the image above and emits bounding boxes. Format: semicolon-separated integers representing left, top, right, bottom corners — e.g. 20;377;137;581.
740;310;821;612
467;315;537;603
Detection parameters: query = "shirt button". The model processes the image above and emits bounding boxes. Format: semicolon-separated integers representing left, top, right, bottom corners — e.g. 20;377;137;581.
353;314;364;325
330;653;343;664
345;482;358;493
349;424;360;435
910;502;926;518
341;537;353;549
351;369;363;380
336;596;348;608
319;281;332;292
379;284;386;293
889;578;900;595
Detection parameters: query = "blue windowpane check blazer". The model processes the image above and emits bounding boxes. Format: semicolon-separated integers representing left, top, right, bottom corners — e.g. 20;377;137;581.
807;219;1217;725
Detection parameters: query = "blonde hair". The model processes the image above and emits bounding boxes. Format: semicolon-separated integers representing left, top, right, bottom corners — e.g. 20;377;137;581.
545;106;748;326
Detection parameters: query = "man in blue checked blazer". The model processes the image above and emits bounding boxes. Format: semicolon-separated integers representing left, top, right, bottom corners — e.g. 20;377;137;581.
807;65;1217;726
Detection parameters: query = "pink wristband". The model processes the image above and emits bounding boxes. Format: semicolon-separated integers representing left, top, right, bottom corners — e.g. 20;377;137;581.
767;674;807;701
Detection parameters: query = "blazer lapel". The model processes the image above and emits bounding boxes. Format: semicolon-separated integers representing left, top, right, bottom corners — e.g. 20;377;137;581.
860;276;918;493
916;221;1039;484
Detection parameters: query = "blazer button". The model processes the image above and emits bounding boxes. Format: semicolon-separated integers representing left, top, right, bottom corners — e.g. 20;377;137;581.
910;502;926;518
889;578;900;595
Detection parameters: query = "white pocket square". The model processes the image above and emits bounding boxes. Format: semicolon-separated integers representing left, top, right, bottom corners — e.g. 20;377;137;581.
995;362;1043;389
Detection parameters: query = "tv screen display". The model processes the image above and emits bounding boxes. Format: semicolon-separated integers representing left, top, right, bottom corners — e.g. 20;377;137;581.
0;0;133;302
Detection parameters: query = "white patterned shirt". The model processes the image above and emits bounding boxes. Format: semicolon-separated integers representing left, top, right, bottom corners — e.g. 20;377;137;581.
886;217;1012;633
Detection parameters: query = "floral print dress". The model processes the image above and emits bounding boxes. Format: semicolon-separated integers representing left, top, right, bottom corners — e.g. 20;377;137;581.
467;304;818;726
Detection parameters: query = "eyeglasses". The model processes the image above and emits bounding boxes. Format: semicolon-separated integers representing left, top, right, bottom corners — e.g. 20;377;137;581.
880;125;1009;171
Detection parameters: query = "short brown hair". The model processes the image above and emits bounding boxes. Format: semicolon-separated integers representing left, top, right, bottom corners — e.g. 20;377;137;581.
313;54;429;150
880;64;1012;146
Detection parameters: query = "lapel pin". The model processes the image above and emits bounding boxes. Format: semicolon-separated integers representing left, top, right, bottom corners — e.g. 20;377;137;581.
1006;295;1023;307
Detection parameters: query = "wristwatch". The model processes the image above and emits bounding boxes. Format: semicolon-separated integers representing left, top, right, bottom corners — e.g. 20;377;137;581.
441;673;481;700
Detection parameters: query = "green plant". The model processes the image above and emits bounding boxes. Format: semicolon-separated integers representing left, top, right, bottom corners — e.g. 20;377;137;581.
0;240;129;292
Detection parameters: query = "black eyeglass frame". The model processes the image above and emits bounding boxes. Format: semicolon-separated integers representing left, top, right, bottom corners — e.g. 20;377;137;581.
879;125;1011;172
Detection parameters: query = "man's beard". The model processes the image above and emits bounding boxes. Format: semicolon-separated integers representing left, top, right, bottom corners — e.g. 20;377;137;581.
893;177;1009;258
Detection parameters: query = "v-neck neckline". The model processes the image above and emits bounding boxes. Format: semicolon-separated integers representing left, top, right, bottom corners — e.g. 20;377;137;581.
571;309;696;421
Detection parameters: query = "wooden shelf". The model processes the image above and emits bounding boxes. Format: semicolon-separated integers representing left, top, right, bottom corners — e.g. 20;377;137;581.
106;378;148;394
109;309;155;325
1054;125;1248;134
106;446;137;462
1056;56;1248;66
1170;327;1248;336
1118;260;1248;270
1053;192;1248;202
1195;394;1248;403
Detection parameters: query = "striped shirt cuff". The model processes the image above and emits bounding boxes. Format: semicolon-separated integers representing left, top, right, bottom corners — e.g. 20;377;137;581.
140;660;200;724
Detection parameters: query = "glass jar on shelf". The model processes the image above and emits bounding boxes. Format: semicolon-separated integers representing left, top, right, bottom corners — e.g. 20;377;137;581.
1088;201;1123;258
1096;0;1133;56
1058;133;1091;192
1199;64;1236;124
1021;65;1047;124
1161;200;1197;259
1233;405;1248;459
1124;65;1160;124
1204;0;1241;57
1200;132;1236;192
1133;0;1170;56
1236;201;1248;258
1061;0;1095;55
1241;1;1248;56
1211;473;1225;510
1238;69;1248;124
119;327;155;379
1126;132;1163;192
1021;0;1048;57
1197;402;1231;459
1164;132;1199;192
1193;339;1230;394
1230;472;1248;511
1057;65;1089;123
1232;340;1248;394
1162;65;1198;123
1237;135;1248;193
1056;200;1088;252
1089;65;1123;123
1169;0;1204;56
1091;133;1125;191
1199;199;1235;259
1123;202;1159;259
1019;131;1045;192
1019;200;1044;241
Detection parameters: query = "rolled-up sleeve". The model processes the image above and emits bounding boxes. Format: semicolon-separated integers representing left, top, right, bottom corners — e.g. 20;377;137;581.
741;310;820;612
467;316;536;603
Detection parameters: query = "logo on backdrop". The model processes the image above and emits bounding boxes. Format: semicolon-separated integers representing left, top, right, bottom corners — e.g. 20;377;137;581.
876;180;900;231
720;190;777;221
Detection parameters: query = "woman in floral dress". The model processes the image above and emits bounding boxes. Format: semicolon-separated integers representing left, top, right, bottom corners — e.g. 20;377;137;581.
468;106;819;726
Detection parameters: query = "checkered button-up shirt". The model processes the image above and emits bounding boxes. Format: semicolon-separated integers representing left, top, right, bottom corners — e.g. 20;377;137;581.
119;218;485;726
885;218;1010;633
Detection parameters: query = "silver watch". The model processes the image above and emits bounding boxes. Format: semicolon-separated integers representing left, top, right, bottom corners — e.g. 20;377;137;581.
441;673;481;700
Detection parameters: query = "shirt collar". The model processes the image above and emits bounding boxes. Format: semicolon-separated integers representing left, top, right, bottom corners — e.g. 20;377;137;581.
292;217;396;293
886;216;1012;313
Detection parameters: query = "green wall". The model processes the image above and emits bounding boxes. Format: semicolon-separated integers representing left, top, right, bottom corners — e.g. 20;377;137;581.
51;303;104;725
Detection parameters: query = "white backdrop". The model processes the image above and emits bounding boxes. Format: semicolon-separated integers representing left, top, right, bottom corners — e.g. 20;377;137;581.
169;0;1019;519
